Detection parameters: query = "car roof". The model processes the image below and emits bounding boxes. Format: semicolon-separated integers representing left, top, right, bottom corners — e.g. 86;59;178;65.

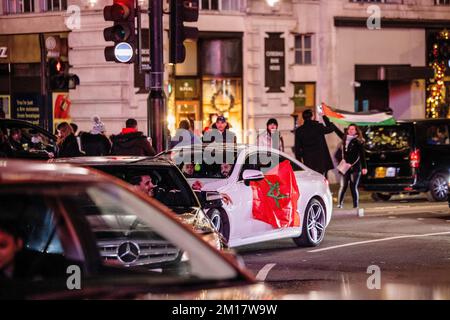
0;118;56;137
54;156;175;167
0;160;108;184
163;143;265;154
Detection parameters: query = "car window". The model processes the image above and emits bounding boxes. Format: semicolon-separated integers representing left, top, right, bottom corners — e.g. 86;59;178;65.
96;165;198;207
2;122;55;155
175;149;238;179
0;192;75;282
426;124;450;146
239;152;303;180
363;125;411;152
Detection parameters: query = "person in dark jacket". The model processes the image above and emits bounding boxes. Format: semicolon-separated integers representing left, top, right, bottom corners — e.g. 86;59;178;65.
8;128;26;152
332;123;367;209
79;116;111;156
110;118;155;156
56;122;83;158
294;109;335;176
170;120;201;148
203;116;237;144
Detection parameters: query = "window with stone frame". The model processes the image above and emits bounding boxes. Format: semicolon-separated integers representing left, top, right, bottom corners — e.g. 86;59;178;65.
2;0;67;14
294;34;313;65
200;0;241;11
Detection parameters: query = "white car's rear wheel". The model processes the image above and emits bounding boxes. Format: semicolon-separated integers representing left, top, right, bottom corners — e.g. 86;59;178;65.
293;198;326;247
207;208;230;242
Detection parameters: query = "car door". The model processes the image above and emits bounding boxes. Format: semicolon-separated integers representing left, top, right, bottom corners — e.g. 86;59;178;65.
230;151;299;240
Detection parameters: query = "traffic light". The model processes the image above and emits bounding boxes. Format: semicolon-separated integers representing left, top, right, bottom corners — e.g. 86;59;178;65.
48;58;80;91
169;0;199;64
103;0;136;63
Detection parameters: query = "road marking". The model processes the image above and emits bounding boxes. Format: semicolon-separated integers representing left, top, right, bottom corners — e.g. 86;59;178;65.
308;231;450;253
255;263;276;281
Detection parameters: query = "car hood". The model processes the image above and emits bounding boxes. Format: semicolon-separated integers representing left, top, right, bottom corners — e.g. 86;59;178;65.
173;206;216;234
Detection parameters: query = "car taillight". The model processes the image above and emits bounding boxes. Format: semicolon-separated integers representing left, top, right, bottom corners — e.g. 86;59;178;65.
410;149;420;168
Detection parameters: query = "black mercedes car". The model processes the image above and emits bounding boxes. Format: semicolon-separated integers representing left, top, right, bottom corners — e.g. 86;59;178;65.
360;119;450;202
54;156;225;249
0;118;56;159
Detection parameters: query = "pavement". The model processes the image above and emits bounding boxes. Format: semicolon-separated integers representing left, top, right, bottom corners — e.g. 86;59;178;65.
234;188;450;299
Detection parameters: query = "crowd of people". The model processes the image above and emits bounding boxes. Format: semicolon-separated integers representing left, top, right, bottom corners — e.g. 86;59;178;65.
1;108;367;208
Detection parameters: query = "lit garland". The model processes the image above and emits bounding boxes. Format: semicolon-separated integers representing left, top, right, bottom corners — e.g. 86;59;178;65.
426;29;449;118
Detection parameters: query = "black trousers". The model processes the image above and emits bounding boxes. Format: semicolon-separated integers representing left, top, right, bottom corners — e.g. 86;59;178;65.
338;169;362;208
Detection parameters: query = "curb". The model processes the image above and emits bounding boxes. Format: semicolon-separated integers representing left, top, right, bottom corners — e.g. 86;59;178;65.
332;208;364;218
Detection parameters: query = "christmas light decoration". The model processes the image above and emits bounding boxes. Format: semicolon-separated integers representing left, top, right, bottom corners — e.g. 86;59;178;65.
426;29;449;118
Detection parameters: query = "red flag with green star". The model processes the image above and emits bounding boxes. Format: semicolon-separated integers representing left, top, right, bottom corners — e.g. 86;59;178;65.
250;160;300;228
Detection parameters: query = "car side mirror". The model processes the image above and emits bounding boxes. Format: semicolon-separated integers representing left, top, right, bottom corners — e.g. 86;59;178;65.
196;191;223;209
242;169;265;186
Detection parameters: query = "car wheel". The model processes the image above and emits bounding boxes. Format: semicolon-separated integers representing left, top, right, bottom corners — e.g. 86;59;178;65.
293;198;326;247
371;192;392;202
427;173;448;202
206;208;230;242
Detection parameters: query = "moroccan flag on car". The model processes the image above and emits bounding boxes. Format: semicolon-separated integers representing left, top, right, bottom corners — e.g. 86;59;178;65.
250;160;300;229
320;102;396;126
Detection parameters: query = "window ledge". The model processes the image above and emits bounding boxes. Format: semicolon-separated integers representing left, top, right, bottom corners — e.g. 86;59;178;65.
200;10;245;16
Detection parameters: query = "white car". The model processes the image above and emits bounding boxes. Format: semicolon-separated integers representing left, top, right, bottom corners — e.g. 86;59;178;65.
163;144;333;248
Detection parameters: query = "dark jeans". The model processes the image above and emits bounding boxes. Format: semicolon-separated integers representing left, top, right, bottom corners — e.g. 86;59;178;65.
338;169;362;208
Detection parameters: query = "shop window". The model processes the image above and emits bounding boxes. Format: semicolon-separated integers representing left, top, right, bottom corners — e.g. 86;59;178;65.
292;82;315;114
202;77;242;141
294;34;313;65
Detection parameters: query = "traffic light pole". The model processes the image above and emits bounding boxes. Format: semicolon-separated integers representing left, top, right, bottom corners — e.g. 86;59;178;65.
148;0;167;153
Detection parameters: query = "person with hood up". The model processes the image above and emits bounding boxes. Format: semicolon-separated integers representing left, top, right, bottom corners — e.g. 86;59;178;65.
110;118;156;156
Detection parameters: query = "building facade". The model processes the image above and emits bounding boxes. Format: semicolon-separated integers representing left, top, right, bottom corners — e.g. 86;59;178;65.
1;0;449;160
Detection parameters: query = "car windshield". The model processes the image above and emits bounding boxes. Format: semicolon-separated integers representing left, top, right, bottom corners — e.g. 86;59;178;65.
0;183;237;287
0;122;55;155
168;147;240;179
363;125;411;152
95;165;198;208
